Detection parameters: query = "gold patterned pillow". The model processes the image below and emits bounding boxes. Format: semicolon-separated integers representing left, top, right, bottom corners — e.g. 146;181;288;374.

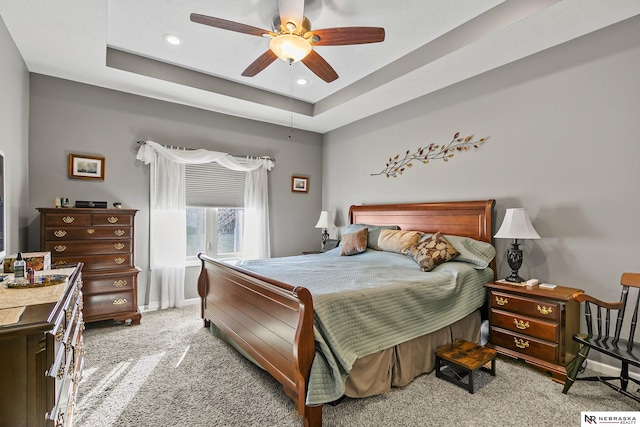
340;228;368;256
406;232;460;271
375;229;423;254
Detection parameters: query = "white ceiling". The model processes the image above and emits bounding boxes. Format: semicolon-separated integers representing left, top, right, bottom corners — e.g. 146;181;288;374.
1;0;639;133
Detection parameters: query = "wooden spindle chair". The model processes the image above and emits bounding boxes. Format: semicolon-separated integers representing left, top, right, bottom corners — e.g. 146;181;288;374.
562;272;640;402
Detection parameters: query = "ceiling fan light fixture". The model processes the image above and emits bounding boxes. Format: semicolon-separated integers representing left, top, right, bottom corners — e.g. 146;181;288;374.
269;34;312;62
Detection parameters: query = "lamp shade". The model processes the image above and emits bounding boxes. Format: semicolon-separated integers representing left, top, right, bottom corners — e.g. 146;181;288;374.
315;211;335;229
494;208;541;240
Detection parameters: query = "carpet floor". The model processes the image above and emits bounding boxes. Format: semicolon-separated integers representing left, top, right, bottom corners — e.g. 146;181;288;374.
74;304;640;426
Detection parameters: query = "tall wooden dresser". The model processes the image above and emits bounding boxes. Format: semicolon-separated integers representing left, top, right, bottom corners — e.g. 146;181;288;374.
0;264;84;427
38;207;141;325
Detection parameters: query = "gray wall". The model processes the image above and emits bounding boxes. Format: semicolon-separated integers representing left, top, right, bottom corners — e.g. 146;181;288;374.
323;16;640;303
26;75;323;304
0;16;29;255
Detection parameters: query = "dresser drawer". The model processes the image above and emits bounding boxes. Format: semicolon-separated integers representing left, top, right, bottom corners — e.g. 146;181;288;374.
93;213;133;226
490;326;559;364
490;308;559;342
44;213;92;227
53;253;133;270
83;272;137;294
44;226;132;240
46;239;131;256
83;290;136;317
489;290;560;322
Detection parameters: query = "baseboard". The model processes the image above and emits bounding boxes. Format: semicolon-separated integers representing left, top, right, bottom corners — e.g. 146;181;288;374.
140;298;200;313
587;359;640;381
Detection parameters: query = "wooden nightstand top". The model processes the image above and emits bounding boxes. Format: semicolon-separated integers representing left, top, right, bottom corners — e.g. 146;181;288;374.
484;281;583;302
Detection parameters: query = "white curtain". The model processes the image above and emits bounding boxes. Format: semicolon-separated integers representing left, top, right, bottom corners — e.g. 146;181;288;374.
136;140;274;309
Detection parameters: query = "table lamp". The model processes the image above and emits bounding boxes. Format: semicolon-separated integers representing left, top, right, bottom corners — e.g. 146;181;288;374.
314;211;335;248
494;208;541;282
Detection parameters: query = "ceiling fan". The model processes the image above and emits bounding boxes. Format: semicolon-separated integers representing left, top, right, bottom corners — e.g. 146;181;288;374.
190;2;385;83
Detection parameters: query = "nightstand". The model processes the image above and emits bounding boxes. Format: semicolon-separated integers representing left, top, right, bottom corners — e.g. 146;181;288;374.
484;281;583;384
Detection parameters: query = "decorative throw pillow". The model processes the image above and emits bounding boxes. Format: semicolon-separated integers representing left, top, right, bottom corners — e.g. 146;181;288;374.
340;228;368;256
341;224;399;249
406;232;460;271
375;229;423;254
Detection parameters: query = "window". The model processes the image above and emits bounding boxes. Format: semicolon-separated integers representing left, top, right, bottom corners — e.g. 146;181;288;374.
184;162;246;260
186;207;244;259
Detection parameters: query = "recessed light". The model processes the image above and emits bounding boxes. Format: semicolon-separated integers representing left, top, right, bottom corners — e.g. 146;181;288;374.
163;34;183;46
296;78;309;86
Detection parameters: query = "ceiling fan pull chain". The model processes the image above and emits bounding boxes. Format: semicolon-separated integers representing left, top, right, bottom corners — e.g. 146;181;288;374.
288;62;294;140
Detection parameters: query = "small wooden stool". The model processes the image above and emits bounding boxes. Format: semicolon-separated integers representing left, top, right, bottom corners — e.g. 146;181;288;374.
435;339;497;393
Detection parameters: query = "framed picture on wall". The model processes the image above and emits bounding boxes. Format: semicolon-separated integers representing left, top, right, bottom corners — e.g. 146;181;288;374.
68;153;105;180
291;176;309;193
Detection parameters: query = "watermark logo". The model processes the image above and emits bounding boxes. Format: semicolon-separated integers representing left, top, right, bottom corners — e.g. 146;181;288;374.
582;412;640;426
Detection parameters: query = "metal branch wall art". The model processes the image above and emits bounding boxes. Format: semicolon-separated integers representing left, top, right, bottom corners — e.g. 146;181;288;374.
371;132;488;178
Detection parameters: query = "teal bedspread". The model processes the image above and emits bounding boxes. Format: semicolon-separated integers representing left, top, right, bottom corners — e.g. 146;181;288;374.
237;248;492;405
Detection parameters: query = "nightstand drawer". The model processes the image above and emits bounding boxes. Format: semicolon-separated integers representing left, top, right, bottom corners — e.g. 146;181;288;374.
490;309;559;342
490;326;559;364
490;290;560;322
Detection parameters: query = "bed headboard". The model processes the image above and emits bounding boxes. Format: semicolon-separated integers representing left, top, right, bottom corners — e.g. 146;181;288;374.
349;200;495;245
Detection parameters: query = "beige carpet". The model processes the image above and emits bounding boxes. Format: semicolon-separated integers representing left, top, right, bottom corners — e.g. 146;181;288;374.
75;304;640;427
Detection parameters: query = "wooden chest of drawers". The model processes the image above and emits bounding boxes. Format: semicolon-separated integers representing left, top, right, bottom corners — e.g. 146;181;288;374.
38;207;141;325
484;281;583;383
0;265;84;427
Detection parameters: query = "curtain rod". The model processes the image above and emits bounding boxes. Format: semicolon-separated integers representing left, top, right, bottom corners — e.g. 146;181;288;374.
136;140;275;163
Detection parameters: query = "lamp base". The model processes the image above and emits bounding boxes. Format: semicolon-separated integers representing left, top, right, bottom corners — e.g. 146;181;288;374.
503;241;526;283
321;229;329;248
503;273;526;283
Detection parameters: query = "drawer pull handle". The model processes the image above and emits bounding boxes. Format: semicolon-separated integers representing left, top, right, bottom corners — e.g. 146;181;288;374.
114;257;126;265
54;260;67;266
114;229;125;237
113;280;127;288
55;327;64;341
54;230;67;238
514;319;530;330
56;365;65;380
54;245;67;252
107;216;119;223
495;296;508;306
113;298;127;306
514;337;530;349
114;243;125;250
537;305;553;315
87;228;95;235
63;216;75;224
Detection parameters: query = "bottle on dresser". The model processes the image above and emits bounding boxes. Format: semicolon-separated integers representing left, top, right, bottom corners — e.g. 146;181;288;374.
14;253;26;281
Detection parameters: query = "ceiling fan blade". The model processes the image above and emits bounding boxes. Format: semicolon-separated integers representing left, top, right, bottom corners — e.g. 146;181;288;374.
241;50;278;77
301;50;338;83
278;0;305;29
190;13;273;37
308;27;385;46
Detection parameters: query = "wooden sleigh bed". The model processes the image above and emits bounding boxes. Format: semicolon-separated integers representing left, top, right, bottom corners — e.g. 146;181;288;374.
198;199;495;426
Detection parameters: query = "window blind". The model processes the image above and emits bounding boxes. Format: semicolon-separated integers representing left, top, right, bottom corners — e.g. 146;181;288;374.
185;162;246;208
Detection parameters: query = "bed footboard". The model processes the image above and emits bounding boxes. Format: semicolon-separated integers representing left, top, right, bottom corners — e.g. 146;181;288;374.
197;253;321;427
